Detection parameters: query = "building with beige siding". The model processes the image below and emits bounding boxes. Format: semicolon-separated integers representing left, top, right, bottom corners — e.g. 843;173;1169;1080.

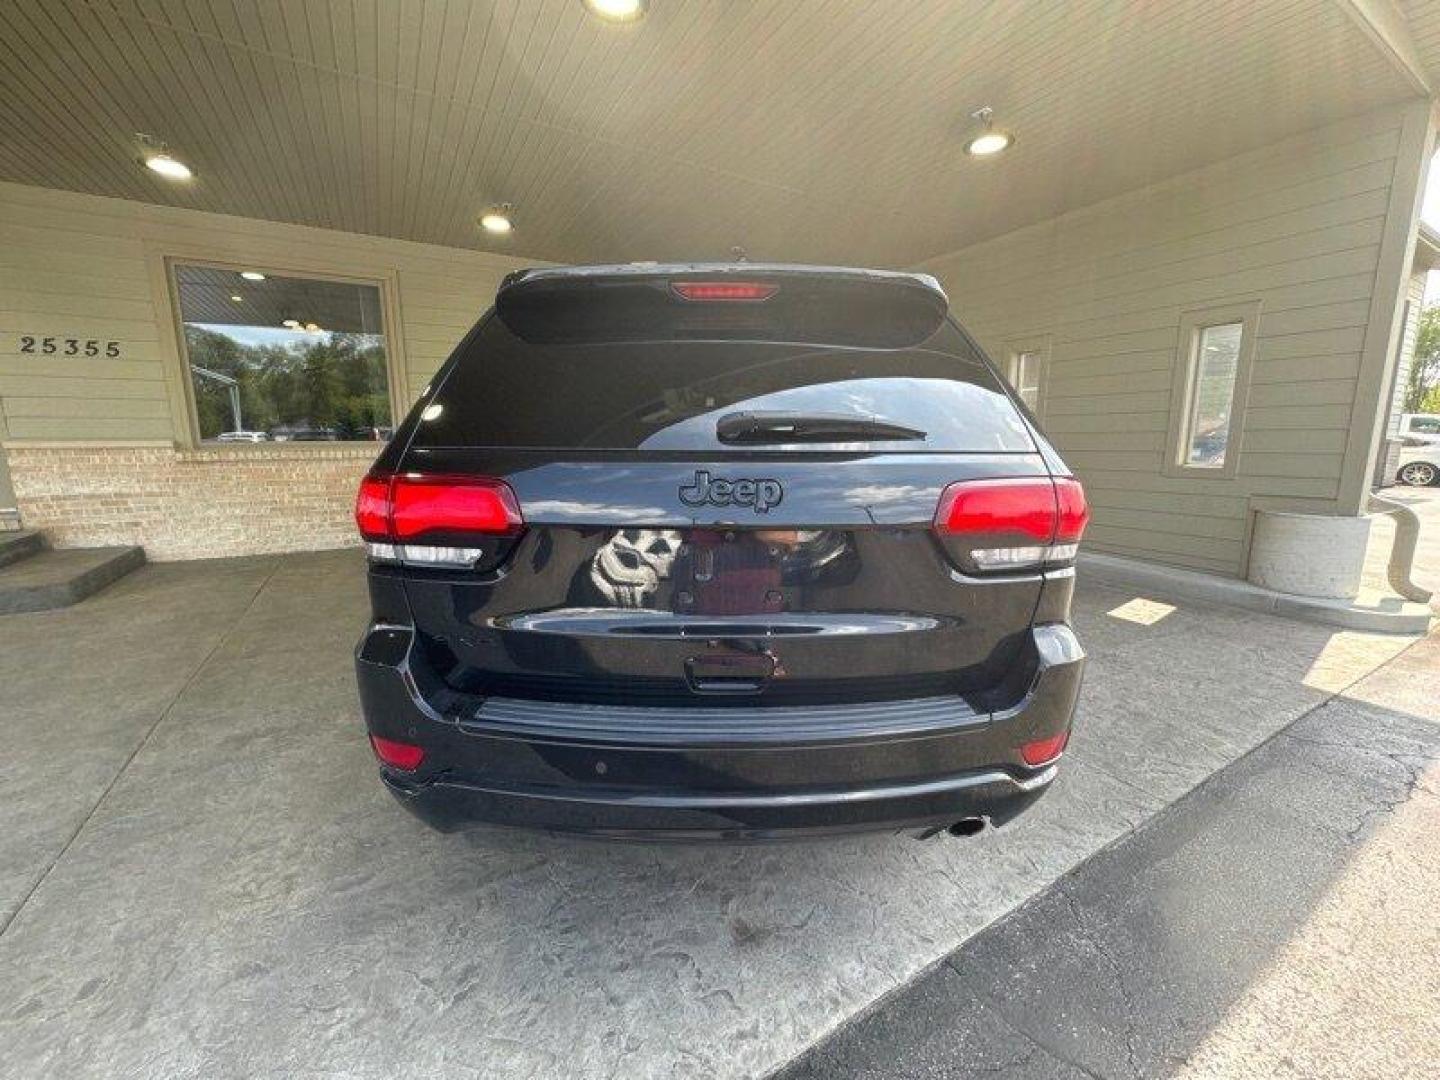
1;0;1439;605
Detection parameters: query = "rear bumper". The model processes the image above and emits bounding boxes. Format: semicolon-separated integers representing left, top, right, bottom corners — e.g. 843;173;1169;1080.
355;623;1084;840
380;764;1055;840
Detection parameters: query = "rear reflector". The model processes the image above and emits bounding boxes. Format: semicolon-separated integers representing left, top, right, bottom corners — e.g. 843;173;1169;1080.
370;734;425;771
355;472;523;542
934;476;1089;572
1020;729;1069;767
670;281;778;302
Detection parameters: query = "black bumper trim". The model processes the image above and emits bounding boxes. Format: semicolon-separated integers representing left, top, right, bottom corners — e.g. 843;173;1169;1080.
461;693;988;745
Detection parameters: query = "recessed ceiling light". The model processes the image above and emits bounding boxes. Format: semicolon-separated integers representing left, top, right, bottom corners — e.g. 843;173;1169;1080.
964;106;1013;157
582;0;647;23
305;322;321;333
230;294;244;302
240;271;266;281
282;319;301;329
965;131;1012;156
144;153;194;180
479;205;514;234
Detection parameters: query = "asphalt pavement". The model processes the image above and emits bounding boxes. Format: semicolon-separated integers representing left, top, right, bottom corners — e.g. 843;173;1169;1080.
773;631;1440;1080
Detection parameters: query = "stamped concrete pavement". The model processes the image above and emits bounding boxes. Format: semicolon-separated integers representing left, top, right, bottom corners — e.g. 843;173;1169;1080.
0;548;1425;1079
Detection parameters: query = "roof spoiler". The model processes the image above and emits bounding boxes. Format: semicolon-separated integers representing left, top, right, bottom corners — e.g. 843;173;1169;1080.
495;263;949;349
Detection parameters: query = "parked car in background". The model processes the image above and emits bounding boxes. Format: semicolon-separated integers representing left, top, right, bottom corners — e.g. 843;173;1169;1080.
215;430;270;443
353;264;1090;841
1397;438;1440;486
271;424;340;442
1399;413;1440;441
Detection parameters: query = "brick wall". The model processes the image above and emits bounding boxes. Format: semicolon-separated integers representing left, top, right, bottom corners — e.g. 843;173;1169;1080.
6;444;378;560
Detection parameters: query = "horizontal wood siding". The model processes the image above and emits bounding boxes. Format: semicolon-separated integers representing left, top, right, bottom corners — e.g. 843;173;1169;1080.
918;106;1412;577
0;182;539;442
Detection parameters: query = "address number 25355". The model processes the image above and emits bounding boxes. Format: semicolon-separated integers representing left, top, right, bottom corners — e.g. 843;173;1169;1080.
19;336;121;357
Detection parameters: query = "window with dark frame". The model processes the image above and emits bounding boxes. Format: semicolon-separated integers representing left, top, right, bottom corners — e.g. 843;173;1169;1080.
171;263;393;444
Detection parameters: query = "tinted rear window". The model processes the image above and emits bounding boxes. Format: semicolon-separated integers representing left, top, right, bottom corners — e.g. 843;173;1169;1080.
411;316;1033;452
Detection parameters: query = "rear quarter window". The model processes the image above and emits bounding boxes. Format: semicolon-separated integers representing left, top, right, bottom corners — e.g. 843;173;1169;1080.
411;316;1033;453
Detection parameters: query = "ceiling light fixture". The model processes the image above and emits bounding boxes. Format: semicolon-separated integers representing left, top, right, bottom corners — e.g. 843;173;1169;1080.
240;271;266;281
136;133;195;181
964;107;1013;157
282;319;301;329
305;322;321;333
230;294;243;302
144;152;194;180
582;0;647;23
479;204;514;235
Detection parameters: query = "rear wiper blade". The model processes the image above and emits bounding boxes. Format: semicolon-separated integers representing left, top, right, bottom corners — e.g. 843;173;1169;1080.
716;410;927;444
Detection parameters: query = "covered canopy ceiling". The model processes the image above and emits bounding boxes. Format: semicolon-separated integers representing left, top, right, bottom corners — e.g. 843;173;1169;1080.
0;0;1428;267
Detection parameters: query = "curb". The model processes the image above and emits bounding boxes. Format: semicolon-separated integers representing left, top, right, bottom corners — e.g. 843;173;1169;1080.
1079;552;1435;635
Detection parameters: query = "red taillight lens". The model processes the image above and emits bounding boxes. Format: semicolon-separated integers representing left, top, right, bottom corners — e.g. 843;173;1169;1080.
354;471;523;543
935;477;1058;542
671;281;778;302
933;476;1088;571
389;474;523;540
355;472;393;541
1054;477;1090;543
370;734;425;771
1020;729;1069;767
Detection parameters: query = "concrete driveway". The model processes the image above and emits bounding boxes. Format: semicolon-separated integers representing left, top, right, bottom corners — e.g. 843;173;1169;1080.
0;550;1424;1079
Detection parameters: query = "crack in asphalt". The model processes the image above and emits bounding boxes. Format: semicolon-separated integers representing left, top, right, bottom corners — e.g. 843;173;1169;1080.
1059;885;1142;1080
960;984;1107;1080
1343;750;1430;844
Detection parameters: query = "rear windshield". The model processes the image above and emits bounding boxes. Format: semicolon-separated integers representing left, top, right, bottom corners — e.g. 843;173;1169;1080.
411;316;1033;453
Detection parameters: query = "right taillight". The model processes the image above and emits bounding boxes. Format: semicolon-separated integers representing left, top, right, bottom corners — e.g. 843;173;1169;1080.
1050;476;1090;563
355;470;524;569
933;476;1089;572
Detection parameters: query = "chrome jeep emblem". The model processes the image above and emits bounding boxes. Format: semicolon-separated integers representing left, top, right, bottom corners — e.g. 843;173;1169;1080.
678;470;783;514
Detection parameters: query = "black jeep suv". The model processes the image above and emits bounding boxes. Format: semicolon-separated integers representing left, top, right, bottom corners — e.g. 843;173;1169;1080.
354;264;1087;840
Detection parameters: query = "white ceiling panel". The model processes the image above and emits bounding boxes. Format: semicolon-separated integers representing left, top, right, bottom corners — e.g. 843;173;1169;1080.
0;0;1426;267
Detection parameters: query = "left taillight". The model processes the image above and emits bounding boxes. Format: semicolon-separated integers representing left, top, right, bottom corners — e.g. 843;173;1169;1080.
387;473;523;540
933;476;1089;573
356;471;523;568
355;472;394;541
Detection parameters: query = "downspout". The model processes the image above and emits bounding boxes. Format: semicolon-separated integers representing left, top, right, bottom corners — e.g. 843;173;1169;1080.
1367;492;1434;603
